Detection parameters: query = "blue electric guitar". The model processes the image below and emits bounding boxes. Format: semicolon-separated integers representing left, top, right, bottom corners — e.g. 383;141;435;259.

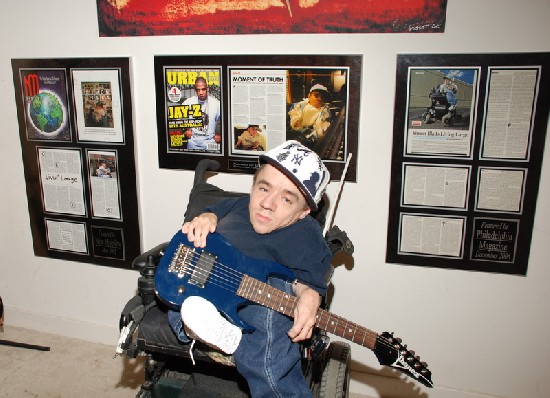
154;230;433;388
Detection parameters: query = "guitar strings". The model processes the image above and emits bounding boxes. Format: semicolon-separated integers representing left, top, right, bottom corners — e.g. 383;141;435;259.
181;248;395;348
180;246;244;293
174;246;407;357
178;246;299;315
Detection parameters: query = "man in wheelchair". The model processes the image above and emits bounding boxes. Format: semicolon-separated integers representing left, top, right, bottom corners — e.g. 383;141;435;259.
119;139;356;397
169;140;332;397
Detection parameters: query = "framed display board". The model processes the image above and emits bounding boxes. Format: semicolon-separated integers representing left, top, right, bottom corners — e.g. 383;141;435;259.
386;53;550;275
154;54;361;182
11;57;140;269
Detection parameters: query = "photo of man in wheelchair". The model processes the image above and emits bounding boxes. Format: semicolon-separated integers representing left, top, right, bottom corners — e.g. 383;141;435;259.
118;140;355;397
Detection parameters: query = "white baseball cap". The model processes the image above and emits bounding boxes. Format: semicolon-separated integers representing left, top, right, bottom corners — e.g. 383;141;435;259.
259;140;330;211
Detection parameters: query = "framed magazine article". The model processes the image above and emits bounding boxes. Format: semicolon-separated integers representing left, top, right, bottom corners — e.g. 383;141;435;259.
154;54;361;182
11;57;140;269
386;53;550;275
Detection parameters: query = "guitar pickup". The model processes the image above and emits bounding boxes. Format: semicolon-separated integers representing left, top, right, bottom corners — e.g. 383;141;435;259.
189;249;216;288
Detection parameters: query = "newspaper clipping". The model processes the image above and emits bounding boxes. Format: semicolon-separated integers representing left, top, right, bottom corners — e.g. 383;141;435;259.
87;150;121;219
406;68;479;158
37;147;86;216
402;163;470;210
230;69;286;154
481;67;540;160
229;67;349;161
475;167;526;213
45;219;87;254
399;214;465;258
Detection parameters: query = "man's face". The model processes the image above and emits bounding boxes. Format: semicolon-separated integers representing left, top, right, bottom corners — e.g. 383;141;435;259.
247;126;259;136
307;90;325;108
249;164;310;234
195;80;208;101
93;109;103;121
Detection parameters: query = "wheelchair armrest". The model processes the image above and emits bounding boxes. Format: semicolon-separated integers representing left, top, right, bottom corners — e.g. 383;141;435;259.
132;242;169;272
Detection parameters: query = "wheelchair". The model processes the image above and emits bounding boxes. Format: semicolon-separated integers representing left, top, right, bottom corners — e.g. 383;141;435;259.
118;159;355;398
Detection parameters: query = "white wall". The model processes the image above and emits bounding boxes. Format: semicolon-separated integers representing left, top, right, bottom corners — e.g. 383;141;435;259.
1;1;549;397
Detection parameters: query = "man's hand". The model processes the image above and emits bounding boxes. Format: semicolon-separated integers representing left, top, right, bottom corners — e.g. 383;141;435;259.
287;282;321;342
181;212;218;248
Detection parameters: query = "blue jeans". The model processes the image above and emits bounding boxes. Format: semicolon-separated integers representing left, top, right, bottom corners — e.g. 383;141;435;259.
234;278;311;398
168;278;311;397
445;91;457;106
167;309;191;343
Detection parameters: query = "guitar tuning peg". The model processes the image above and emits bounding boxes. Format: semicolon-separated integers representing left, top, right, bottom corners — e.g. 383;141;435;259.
409;350;415;356
416;355;421;361
421;362;428;367
395;337;402;344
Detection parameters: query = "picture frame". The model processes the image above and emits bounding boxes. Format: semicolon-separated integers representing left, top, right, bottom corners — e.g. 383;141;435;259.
11;57;140;269
386;53;550;275
155;54;362;182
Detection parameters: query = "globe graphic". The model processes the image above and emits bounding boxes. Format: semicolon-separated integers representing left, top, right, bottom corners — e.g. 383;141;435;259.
28;91;65;134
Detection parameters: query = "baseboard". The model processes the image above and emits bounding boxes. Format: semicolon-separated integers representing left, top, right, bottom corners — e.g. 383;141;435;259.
349;371;497;398
2;306;120;346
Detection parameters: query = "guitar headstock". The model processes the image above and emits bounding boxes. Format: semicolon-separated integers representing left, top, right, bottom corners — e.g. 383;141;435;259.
374;331;433;388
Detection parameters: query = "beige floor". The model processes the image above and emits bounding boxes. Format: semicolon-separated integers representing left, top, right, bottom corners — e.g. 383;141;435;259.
0;325;370;397
0;325;145;397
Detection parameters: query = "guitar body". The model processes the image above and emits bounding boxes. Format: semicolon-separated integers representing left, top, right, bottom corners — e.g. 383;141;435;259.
154;230;296;331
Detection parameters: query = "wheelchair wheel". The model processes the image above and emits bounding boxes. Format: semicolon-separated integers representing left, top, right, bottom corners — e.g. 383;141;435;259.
423;112;433;124
442;113;454;126
317;341;351;398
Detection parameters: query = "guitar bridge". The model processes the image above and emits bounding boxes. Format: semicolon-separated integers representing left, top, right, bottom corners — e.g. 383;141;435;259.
167;244;192;276
167;244;216;288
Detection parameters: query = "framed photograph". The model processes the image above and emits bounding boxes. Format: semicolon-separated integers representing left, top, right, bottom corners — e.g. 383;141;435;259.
72;68;125;143
155;55;361;181
387;53;550;275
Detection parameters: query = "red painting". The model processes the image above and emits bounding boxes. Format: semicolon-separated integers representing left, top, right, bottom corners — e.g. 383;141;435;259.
96;0;447;36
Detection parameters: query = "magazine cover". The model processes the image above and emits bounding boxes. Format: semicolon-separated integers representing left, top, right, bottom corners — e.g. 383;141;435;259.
19;69;71;142
163;67;223;154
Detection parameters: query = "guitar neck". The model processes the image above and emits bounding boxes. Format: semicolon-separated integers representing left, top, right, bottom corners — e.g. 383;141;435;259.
237;275;378;350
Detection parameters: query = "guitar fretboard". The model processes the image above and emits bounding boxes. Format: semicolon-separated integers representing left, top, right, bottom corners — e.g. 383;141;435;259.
237;275;377;350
